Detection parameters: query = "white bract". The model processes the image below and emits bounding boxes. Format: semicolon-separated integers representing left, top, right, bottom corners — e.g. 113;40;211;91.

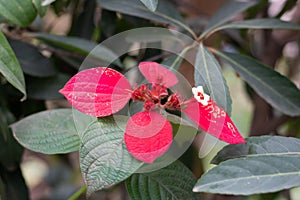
192;86;210;106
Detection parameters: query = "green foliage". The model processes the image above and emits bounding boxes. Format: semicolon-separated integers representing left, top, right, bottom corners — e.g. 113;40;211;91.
194;136;300;195
1;0;300;199
126;161;200;200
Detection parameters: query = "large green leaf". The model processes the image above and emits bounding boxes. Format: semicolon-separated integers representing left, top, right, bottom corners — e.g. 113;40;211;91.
139;0;158;11
212;136;300;164
97;0;196;38
79;116;142;196
194;136;300;195
215;51;300;116
8;38;57;77
214;18;300;32
32;33;122;67
0;0;37;26
0;31;26;100
195;44;231;113
126;161;200;200
194;155;300;195
11;109;80;154
200;0;257;38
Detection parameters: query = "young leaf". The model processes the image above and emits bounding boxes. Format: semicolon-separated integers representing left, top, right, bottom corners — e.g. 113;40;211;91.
200;0;257;38
80;116;142;196
11;109;80;154
195;44;232;114
32;33;122;66
59;67;132;117
126;161;200;200
139;0;158;11
212;136;300;164
139;62;178;88
124;111;172;163
215;51;300;116
97;0;196;38
0;31;26;100
194;155;300;195
214;18;300;32
0;0;37;26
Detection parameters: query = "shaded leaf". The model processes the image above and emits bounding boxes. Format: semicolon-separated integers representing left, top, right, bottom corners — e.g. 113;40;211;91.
80;116;142;196
8;38;57;77
200;0;257;38
215;18;300;32
126;161;200;200
194;154;300;195
215;50;300;116
11;109;81;154
59;67;132;117
32;33;121;66
26;73;70;99
0;0;37;26
0;31;26;100
97;0;195;38
139;0;158;11
195;44;231;113
212;136;300;164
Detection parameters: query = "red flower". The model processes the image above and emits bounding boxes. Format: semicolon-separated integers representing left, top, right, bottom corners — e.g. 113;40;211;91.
59;62;245;163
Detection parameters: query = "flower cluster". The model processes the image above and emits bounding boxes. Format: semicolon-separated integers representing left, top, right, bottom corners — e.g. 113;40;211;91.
59;62;245;163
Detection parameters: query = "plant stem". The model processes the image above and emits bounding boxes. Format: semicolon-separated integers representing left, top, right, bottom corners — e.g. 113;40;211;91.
68;185;87;200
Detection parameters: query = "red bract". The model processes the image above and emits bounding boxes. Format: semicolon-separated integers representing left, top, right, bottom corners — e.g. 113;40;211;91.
183;99;246;144
59;67;131;117
124;111;172;163
59;62;245;163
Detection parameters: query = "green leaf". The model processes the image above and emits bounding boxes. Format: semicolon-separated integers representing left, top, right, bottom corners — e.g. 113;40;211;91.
0;31;26;100
32;0;48;16
26;73;70;100
195;44;231;113
97;0;196;38
215;18;300;32
11;109;80;154
32;33;122;67
194;155;300;195
139;0;158;11
0;0;37;26
126;161;200;200
200;0;257;38
215;50;300;116
212;136;300;164
8;38;57;77
79;115;142;196
194;136;300;195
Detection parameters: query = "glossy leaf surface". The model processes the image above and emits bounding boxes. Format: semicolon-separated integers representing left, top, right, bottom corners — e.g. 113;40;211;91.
195;44;231;113
215;51;300;116
139;0;158;11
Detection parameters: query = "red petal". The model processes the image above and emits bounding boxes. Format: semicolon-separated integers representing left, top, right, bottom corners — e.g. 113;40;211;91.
139;62;178;88
183;99;246;144
59;67;131;117
124;111;173;163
